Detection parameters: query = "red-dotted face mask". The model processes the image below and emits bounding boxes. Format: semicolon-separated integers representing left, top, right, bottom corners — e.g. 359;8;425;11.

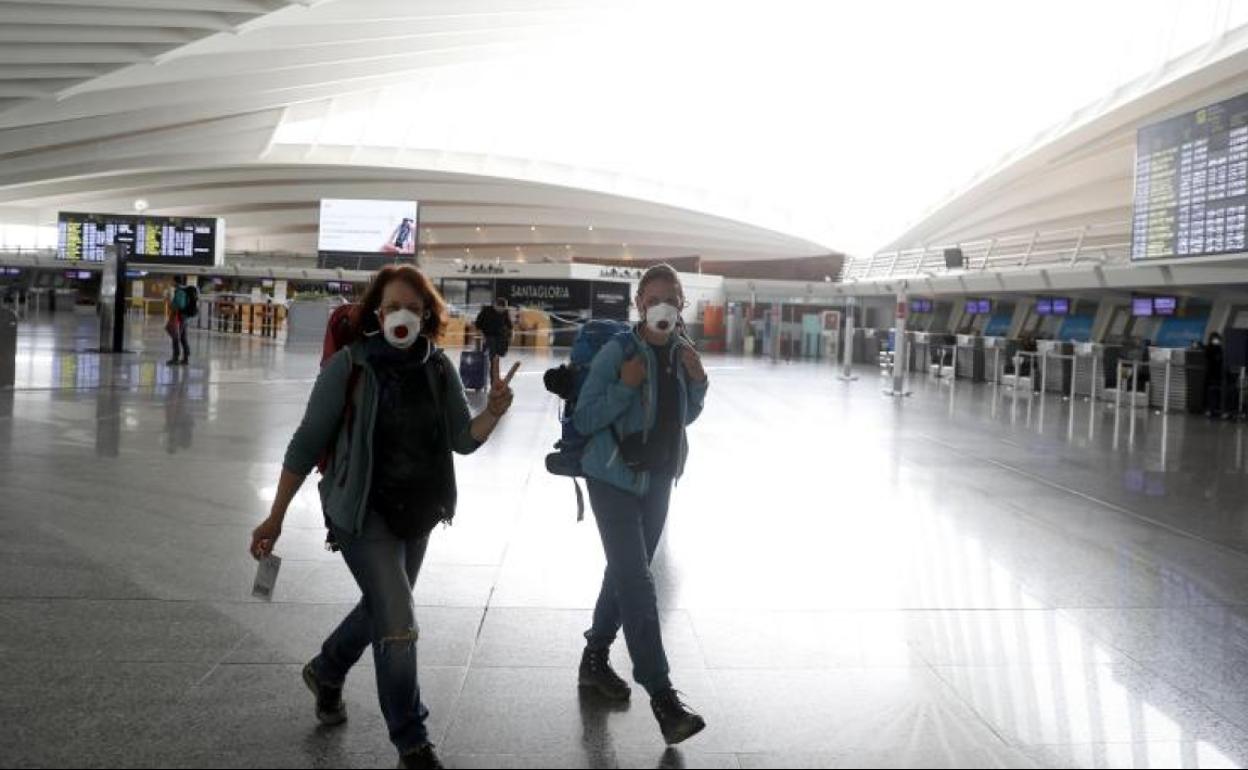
380;308;422;349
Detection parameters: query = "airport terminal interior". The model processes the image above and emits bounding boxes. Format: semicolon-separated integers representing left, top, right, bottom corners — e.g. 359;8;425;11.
10;1;1248;768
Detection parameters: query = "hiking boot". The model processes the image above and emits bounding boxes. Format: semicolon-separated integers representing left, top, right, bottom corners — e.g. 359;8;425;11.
578;647;631;701
398;743;443;769
302;661;346;726
650;689;706;745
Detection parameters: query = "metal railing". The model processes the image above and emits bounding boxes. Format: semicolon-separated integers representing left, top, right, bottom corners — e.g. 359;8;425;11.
0;248;509;277
1006;352;1040;391
0;248;333;271
839;222;1131;282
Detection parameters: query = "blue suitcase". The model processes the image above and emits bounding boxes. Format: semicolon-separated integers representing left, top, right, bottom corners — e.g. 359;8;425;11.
459;349;487;391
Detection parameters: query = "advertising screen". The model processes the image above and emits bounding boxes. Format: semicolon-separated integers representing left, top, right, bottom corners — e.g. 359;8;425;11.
1132;297;1155;316
1052;298;1070;315
1035;299;1053;316
1153;296;1178;316
318;199;419;256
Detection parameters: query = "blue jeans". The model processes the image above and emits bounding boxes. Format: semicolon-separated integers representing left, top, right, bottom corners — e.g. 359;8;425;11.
167;315;189;361
311;513;430;753
584;474;674;697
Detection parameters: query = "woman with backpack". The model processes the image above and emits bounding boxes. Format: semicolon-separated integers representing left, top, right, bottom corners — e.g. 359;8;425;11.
164;275;194;366
249;264;517;770
572;263;710;745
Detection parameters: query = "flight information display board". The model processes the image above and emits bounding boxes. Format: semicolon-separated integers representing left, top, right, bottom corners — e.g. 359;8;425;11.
58;212;219;266
57;213;134;263
1132;91;1248;261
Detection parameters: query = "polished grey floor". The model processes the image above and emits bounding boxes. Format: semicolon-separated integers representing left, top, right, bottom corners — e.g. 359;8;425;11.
5;312;1248;768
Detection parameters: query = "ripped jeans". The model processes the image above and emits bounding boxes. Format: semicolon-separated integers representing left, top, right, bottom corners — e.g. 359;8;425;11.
311;512;430;753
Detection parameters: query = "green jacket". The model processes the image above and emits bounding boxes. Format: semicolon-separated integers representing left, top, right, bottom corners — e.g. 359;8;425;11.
282;340;481;537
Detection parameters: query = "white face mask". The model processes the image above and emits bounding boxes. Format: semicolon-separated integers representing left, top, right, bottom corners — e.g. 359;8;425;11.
381;308;422;349
645;303;681;335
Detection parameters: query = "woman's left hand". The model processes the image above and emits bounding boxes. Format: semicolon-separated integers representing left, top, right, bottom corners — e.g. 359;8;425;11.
681;347;708;383
488;358;520;417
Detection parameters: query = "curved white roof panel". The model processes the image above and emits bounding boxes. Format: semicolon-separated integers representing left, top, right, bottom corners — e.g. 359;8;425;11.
0;0;1242;260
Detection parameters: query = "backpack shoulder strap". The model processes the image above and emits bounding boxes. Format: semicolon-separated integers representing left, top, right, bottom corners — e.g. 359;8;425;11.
573;477;585;522
613;329;638;359
426;350;449;413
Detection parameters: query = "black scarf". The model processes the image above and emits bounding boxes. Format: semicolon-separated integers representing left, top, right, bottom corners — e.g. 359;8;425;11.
365;334;457;538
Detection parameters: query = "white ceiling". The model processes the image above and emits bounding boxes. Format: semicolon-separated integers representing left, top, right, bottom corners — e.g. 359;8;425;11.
0;0;832;262
878;21;1248;260
0;0;1243;264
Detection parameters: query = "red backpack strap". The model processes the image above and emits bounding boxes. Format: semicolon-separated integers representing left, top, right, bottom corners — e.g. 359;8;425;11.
322;304;359;366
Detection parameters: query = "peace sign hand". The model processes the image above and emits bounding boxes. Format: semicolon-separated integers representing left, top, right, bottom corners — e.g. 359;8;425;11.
488;357;520;418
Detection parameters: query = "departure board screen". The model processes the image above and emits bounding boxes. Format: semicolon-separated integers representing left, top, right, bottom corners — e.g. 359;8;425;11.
134;217;217;263
57;213;135;263
1132;91;1248;261
58;212;218;266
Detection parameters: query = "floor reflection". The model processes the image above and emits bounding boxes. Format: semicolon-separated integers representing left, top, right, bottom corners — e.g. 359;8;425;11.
7;314;1248;767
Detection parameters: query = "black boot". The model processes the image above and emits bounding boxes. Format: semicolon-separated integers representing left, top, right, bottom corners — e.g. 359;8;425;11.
301;661;347;726
578;647;631;701
398;743;444;769
650;689;706;745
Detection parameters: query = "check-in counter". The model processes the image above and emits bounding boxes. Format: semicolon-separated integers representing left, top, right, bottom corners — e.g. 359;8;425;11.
910;332;933;374
1072;342;1120;401
982;336;1007;383
1148;347;1188;412
1103;343;1151;408
955;334;985;381
927;334;956;378
1002;342;1038;392
1037;340;1074;394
